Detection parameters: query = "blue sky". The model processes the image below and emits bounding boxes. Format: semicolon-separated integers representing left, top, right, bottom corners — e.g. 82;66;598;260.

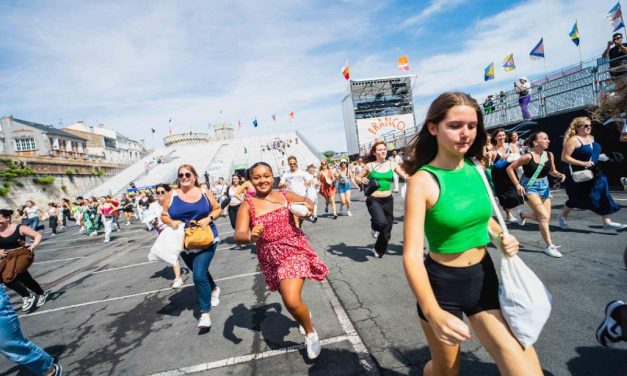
0;0;619;152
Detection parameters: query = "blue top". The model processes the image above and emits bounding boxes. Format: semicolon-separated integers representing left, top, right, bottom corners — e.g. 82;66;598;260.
168;190;218;238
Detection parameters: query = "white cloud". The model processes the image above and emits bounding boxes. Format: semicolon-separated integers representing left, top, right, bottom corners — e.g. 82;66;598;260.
402;0;466;26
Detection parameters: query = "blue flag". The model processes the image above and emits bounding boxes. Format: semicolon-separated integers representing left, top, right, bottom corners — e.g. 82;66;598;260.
253;118;258;127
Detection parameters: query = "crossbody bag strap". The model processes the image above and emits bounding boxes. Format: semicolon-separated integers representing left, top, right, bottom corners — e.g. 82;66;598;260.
472;158;509;236
525;152;547;188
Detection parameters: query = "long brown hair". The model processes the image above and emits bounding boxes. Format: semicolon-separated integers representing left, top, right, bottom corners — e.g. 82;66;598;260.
363;141;387;163
178;164;200;188
402;92;487;175
490;128;506;146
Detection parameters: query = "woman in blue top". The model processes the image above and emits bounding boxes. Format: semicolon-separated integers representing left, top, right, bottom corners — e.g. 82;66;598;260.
161;164;222;329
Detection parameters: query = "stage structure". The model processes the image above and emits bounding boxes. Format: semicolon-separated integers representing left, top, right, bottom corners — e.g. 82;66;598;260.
342;75;417;156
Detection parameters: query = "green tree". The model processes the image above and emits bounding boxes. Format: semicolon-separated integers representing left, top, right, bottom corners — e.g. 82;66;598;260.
322;150;335;162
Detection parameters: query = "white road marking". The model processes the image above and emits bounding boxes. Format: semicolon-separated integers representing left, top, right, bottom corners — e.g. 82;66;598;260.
19;271;262;318
33;257;85;265
319;278;380;375
148;335;349;376
91;261;157;274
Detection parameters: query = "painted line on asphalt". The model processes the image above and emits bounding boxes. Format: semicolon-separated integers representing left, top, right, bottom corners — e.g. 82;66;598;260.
148;335;349;376
33;257;85;265
90;245;239;274
19;271;262;318
319;278;380;375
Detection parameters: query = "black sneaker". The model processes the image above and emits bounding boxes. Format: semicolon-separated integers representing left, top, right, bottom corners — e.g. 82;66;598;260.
325;205;329;213
596;300;625;347
313;216;318;223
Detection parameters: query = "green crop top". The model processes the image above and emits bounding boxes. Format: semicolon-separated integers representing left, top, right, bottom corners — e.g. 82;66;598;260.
420;159;492;254
368;161;394;192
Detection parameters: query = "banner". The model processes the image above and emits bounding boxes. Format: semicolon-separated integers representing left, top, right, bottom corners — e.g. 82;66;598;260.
356;113;414;146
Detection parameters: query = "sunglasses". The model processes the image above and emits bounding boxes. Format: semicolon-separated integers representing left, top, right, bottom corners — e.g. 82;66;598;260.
178;172;192;179
156;191;166;195
289;163;297;166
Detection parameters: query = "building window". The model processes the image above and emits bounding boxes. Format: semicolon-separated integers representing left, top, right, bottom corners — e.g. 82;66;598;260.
14;138;37;151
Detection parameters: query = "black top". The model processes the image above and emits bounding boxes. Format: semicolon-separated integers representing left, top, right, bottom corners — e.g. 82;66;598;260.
522;152;552;179
0;225;24;249
609;43;627;68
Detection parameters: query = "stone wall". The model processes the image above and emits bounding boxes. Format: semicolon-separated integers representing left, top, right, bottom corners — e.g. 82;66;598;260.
0;174;108;209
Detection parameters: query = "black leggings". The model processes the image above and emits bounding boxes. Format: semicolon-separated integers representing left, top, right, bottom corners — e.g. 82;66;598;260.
4;271;45;297
62;208;71;226
49;216;58;234
366;195;394;255
228;205;240;229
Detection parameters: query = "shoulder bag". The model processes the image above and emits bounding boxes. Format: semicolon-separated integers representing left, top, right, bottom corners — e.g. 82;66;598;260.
568;163;593;183
0;246;34;283
183;189;215;250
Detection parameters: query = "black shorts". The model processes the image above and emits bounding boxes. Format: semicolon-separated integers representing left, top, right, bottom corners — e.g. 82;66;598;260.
417;252;500;322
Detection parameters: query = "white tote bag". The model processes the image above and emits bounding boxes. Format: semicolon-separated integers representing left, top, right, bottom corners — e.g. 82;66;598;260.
148;226;184;266
473;159;552;348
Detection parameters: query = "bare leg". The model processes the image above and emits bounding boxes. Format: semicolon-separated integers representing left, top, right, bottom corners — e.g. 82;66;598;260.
173;260;181;280
345;191;352;210
525;195;553;246
419;319;461;376
469;310;543;376
561;205;573;220
279;278;314;334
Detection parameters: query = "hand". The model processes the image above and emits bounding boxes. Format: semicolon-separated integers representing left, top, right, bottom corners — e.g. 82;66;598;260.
27;244;37;252
361;177;369;185
609;40;614;48
250;224;264;242
559;173;566;182
581;161;594;168
0;249;6;258
428;309;472;345
498;233;519;257
170;220;184;230
516;184;526;196
197;217;213;228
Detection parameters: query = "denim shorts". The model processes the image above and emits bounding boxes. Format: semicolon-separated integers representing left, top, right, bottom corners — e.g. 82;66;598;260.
521;176;551;199
337;182;352;194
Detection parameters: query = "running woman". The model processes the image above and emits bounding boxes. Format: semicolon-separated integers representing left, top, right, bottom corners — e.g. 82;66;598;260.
356;141;408;258
559;116;626;230
490;128;522;223
227;174;244;229
506;132;566;258
402;92;543;376
98;197;115;243
335;159;357;216
305;164;320;222
234;162;328;360
318;160;337;219
0;209;50;312
161;164;222;328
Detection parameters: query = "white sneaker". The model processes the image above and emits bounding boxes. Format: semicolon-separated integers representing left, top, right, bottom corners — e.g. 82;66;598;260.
89;231;98;237
126;222;131;226
506;215;517;223
371;230;379;239
558;215;569;230
304;330;321;359
36;291;50;307
516;210;526;226
103;238;110;243
544;245;563;258
198;314;212;328
211;287;221;307
603;222;627;230
78;226;85;234
171;278;183;289
347;210;352;217
371;248;382;259
22;296;35;311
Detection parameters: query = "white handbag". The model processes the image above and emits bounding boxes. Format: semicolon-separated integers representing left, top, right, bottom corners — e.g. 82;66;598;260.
568;163;593;183
473;159;552;348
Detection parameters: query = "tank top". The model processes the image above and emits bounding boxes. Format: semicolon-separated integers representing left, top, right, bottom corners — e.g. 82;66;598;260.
419;159;492;254
522;152;551;179
168;189;218;238
228;186;243;206
0;225;25;249
368;161;394;192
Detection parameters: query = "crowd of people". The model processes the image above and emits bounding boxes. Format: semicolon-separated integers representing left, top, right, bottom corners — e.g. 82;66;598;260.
1;89;626;374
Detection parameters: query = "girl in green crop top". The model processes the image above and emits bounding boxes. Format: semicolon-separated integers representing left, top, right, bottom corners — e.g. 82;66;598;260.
402;92;543;376
355;141;408;258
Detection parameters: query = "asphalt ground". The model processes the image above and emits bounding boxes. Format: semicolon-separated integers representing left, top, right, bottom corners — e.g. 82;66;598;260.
0;189;625;376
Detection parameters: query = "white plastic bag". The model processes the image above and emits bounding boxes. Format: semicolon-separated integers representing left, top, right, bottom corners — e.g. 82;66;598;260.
499;254;552;348
148;226;184;266
400;183;407;200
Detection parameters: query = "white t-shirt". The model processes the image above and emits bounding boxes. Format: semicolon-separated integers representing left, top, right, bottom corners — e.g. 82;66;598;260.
211;183;227;197
280;169;311;197
25;206;39;219
305;172;319;201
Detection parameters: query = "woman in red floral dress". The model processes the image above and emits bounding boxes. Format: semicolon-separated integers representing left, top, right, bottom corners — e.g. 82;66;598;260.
234;162;328;360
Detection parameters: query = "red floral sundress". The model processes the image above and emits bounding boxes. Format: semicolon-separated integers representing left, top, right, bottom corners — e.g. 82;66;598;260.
244;191;328;291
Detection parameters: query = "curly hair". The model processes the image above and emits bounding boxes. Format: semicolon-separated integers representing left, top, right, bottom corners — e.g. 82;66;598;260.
563;116;591;145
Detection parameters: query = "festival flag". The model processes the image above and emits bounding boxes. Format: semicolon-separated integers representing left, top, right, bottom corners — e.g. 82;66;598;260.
168;118;172;135
502;53;516;72
151;128;156;134
569;21;580;46
614;20;625;32
341;61;350;80
484;62;495;81
288;111;295;122
530;38;545;59
607;2;624;28
397;55;410;71
253;118;258;128
272;114;277;122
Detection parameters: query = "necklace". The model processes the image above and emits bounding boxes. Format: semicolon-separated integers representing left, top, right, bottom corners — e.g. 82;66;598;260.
253;194;284;206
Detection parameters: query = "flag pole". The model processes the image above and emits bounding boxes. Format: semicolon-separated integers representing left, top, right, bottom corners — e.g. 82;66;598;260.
543;56;548;80
578;43;582;67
